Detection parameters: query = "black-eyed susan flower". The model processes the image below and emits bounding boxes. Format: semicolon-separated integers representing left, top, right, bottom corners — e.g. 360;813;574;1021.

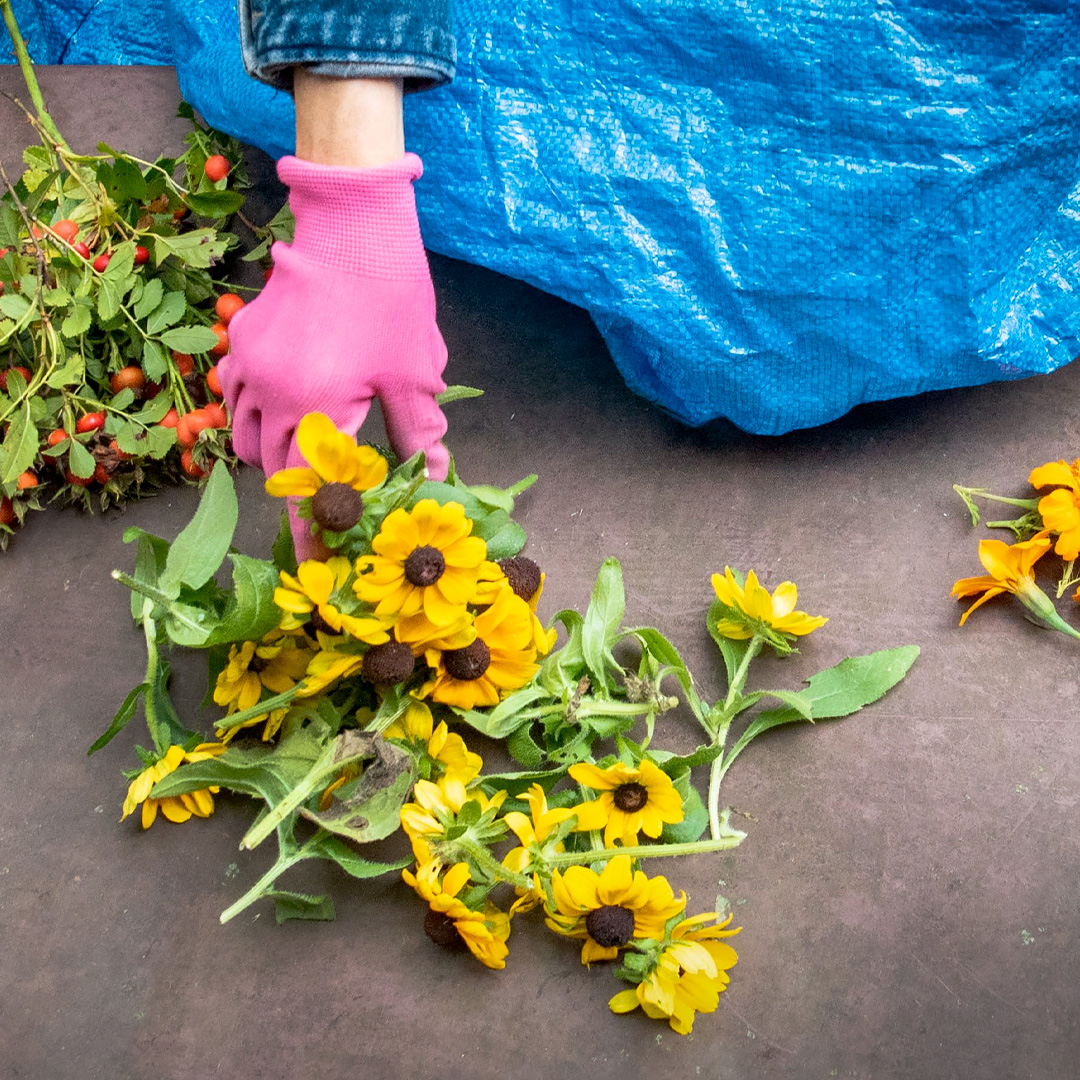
213;633;313;740
353;499;498;626
399;774;506;843
265;412;388;533
711;567;827;644
568;758;684;847
609;912;740;1034
121;742;226;829
383;701;483;783
402;859;511;969
545;854;686;965
951;531;1080;637
421;586;539;709
472;557;557;655
275;556;393;642
295;642;366;696
1029;459;1080;560
502;783;577;913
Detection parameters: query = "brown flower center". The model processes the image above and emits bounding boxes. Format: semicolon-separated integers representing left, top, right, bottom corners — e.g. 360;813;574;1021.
404;545;446;586
423;909;467;951
443;638;491;681
308;608;336;636
311;482;364;532
362;642;416;685
498;555;542;601
613;782;649;813
585;905;636;948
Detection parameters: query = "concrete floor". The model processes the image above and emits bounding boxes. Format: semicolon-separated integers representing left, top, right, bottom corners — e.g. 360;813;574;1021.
3;67;1080;1080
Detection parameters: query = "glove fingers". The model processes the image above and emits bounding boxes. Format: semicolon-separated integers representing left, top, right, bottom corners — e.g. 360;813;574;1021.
380;388;450;481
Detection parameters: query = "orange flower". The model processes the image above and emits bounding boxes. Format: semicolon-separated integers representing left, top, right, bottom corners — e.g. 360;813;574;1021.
1030;459;1080;560
951;533;1051;625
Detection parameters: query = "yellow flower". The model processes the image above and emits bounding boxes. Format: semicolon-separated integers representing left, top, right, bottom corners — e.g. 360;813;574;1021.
1029;459;1080;560
502;783;576;913
353;499;495;625
399;774;506;841
421;586;539;709
951;532;1053;626
213;633;312;740
383;701;483;783
472;561;556;655
568;759;684;847
120;742;226;829
275;557;393;642
711;567;827;641
265;412;388;499
296;643;366;696
402;860;511;969
609;912;740;1035
545;855;686;965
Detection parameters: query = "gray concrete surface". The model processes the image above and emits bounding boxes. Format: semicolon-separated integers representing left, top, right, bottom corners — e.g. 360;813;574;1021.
2;66;1079;1080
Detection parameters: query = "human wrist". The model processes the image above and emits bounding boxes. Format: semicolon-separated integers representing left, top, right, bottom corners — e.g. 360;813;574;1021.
293;69;405;168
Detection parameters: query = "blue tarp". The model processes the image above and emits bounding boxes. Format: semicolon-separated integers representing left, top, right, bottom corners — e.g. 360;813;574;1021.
9;0;1080;434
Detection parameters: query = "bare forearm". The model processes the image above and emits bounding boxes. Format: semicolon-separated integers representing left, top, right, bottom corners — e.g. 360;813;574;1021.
293;69;404;168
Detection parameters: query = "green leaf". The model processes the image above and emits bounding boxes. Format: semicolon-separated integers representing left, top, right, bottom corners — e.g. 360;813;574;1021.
160;324;220;353
146;290;186;334
0;203;20;247
581;558;625;694
112;158;148;201
722;645;920;771
627;626;706;722
96;278;122;321
160;464;238;593
153;229;229;269
507;723;545;768
46;351;85;388
659;784;709;844
163;600;218;647
152;728;325;805
185;189;245;217
67;438;97;480
272;510;299;576
60;301;92;339
0;293;30;319
141;339;167;382
474;513;527;560
305;835;411;881
133;276;164;319
707;598;750;687
148;656;197;752
88;683;147;755
300;738;415;844
451;684;550;740
103;242;135;284
651;743;723;774
202;554;284;646
268;890;336;924
126;526;170;619
436;385;484;405
0;404;37;486
135;391;174;424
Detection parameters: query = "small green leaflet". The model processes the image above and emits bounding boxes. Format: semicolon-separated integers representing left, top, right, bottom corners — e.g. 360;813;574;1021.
146;290;187;334
160;325;220;353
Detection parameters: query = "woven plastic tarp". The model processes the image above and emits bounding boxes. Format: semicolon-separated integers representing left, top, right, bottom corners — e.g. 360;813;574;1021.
9;0;1080;434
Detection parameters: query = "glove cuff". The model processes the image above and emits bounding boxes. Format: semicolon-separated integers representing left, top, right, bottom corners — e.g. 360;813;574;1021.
276;153;430;280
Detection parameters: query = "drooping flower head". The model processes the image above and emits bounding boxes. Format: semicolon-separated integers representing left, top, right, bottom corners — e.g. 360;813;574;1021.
1029;459;1080;560
121;742;226;829
545;854;686;965
402;860;511;969
711;568;827;651
502;783;577;913
399;774;507;848
949;532;1080;640
383;701;483;783
421;585;540;709
353;499;498;626
265;412;388;533
473;556;557;655
275;556;392;642
568;758;684;847
609;912;740;1035
213;632;313;740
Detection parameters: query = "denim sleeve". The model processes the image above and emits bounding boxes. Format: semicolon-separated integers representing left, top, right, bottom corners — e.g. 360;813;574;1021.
238;0;455;93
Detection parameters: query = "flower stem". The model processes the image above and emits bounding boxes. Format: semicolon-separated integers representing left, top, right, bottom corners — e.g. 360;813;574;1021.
0;0;68;149
545;836;742;868
219;850;302;923
453;838;531;890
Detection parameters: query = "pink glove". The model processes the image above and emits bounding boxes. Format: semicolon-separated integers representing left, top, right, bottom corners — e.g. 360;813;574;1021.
219;152;450;557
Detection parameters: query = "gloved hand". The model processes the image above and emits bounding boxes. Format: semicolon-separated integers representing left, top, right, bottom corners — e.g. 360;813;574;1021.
219;152;450;559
